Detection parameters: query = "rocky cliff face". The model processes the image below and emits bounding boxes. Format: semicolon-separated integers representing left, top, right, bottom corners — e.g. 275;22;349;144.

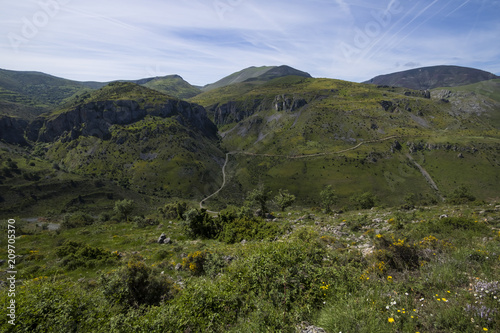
27;99;218;143
210;94;308;126
0;115;28;145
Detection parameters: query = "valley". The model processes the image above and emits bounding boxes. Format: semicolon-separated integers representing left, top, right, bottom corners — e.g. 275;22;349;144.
0;64;499;332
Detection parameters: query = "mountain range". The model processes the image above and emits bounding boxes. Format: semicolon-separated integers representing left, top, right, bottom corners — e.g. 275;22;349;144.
364;65;499;90
1;64;499;216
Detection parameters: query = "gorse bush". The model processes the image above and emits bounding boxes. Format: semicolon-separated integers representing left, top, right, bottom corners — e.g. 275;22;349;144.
373;234;420;271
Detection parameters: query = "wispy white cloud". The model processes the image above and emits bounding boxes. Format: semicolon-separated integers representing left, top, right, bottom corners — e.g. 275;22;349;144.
0;0;498;84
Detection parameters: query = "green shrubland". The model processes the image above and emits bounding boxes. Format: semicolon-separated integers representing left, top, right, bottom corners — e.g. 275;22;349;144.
1;200;499;332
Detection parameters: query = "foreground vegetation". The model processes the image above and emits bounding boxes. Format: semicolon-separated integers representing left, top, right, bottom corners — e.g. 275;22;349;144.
1;200;499;332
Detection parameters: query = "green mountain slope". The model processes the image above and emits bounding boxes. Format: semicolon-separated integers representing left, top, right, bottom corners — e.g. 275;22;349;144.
139;75;201;99
192;76;500;209
201;65;312;92
0;69;92;119
0;82;224;216
0;70;201;121
364;65;498;90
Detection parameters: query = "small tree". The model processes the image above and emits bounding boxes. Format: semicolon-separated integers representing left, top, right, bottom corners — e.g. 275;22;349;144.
247;185;272;214
448;185;475;204
320;185;338;213
351;192;377;210
113;199;135;221
274;189;296;212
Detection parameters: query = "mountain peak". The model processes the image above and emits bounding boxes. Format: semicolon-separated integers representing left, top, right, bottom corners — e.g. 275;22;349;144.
364;65;498;90
201;65;311;91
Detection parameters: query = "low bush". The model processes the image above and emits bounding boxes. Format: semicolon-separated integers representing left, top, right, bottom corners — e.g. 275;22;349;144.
60;212;95;229
56;240;116;270
99;259;176;308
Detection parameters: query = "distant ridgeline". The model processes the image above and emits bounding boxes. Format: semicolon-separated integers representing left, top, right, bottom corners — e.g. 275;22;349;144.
0;65;499;214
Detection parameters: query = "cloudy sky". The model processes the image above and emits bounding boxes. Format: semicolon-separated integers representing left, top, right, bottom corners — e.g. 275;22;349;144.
1;0;499;85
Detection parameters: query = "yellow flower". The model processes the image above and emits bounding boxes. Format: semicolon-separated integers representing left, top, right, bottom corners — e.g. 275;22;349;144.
483;328;488;331
388;317;395;323
442;298;448;302
387;276;392;280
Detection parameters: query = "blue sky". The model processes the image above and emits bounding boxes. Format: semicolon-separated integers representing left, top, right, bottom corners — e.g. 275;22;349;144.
1;0;499;85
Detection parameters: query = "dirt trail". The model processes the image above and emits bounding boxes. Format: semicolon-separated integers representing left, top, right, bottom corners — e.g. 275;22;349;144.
199;152;233;213
199;135;399;212
406;153;445;202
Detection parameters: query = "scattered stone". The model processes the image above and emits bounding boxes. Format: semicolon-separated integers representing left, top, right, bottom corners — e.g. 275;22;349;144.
222;255;234;263
175;263;182;271
439;214;449;219
458;153;464;158
241;239;247;245
297;321;327;333
157;233;167;244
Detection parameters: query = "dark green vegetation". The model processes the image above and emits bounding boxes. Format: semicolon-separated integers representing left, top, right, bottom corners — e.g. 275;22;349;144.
0;65;499;331
365;65;498;90
1;203;499;332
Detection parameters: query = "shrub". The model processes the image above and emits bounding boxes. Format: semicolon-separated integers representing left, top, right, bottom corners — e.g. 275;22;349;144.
182;208;222;239
61;212;95;229
447;185;475;204
181;250;209;276
133;216;157;228
56;240;115;270
274;189;296;211
320;185;338;213
218;216;284;244
246;185;272;213
100;259;175;308
428;217;489;235
0;279;112;332
373;234;420;271
351;192;377;209
159;201;188;220
113;199;135;221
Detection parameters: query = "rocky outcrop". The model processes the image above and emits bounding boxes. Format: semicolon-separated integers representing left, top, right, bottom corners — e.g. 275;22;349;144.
27;99;217;142
273;95;307;112
404;90;430;99
210;94;307;126
212;99;263;125
0;115;28;145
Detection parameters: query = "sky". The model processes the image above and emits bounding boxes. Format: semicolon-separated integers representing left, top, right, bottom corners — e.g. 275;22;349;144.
1;0;499;86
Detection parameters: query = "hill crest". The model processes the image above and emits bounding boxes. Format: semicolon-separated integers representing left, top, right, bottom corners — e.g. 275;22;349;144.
364;65;498;90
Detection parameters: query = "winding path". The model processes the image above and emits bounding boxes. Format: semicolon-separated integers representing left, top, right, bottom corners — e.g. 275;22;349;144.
199;152;233;213
199;135;399;212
